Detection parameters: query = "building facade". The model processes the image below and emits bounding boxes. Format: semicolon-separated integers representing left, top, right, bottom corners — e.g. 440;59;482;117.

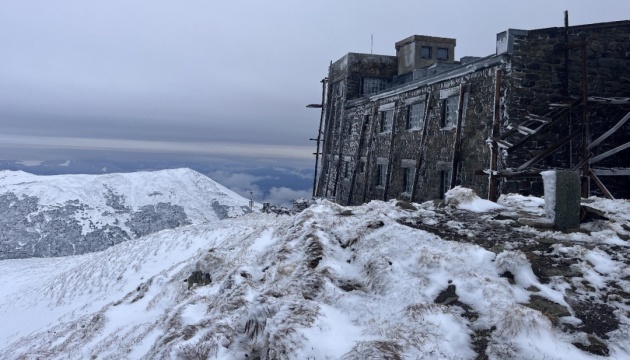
314;20;630;205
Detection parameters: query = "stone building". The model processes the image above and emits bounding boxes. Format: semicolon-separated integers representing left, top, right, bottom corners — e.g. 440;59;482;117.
313;19;630;205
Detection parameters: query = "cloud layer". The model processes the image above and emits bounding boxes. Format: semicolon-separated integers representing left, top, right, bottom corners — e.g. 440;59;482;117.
1;1;628;166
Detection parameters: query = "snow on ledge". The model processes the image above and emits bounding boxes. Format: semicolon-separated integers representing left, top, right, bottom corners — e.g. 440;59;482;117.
444;186;505;212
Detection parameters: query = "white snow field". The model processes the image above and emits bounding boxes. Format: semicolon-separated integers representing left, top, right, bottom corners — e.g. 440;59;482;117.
0;168;252;225
0;168;254;259
0;189;629;359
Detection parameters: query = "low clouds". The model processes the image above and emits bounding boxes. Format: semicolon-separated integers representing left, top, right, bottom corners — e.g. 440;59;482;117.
0;135;312;161
264;187;312;207
209;169;312;207
209;170;269;200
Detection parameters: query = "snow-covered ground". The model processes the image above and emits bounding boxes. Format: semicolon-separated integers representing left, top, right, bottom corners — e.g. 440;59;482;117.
0;168;252;224
0;168;255;259
0;189;629;359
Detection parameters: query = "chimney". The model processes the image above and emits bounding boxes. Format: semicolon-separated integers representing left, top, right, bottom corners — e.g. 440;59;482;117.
395;35;456;75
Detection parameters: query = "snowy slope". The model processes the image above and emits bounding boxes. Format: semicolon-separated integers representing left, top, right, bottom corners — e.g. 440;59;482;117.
1;193;629;359
0;168;253;259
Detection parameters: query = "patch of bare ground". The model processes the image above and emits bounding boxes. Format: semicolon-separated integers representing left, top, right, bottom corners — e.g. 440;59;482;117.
399;203;630;357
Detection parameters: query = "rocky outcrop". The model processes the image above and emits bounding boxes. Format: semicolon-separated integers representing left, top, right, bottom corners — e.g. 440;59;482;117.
399;198;630;357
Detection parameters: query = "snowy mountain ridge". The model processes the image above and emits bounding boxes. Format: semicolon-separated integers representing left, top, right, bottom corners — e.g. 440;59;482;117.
0;168;254;259
1;191;629;359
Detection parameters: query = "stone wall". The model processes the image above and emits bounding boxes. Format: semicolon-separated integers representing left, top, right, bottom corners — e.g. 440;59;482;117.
317;53;398;198
503;20;630;196
316;20;630;204
329;64;506;205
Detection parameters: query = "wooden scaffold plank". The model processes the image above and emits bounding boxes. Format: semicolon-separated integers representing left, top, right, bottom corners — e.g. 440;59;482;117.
588;111;630;150
516;131;581;171
589;169;615;200
589;141;630;164
488;69;502;202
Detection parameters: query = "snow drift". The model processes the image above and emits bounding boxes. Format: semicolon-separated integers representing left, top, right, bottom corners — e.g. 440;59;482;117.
1;193;629;359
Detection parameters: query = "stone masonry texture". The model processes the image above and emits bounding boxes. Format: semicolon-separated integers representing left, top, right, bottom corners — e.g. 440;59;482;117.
315;20;630;205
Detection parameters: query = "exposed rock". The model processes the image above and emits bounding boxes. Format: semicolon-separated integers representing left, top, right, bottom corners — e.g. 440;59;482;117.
499;271;516;285
435;284;458;305
292;198;310;212
187;270;212;290
471;328;492;360
573;334;610;356
517;217;554;228
581;205;609;221
524;295;571;323
367;220;384;229
395;201;417;211
570;301;619;339
104;188;130;212
489;243;505;254
339;282;362;292
434;283;479;324
126;203;191;238
492;213;516;221
397;200;626;351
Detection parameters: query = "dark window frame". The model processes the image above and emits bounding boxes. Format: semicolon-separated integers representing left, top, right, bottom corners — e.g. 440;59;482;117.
441;96;458;128
377;164;388;187
439;170;451;199
363;77;388;95
333;80;345;98
359;161;366;173
403;167;414;194
406;102;425;130
437;47;449;61
421;46;432;59
380;109;394;133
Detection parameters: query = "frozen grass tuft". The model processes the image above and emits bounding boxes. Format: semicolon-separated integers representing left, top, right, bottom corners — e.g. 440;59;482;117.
178;341;217;360
494;305;551;337
342;341;404;360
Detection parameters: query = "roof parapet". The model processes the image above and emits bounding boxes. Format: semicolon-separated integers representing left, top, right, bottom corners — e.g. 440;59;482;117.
496;29;528;55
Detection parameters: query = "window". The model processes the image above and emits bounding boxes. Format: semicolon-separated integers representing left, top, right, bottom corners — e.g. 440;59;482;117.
461;93;469;127
403;167;414;194
332;80;345;98
421;46;432;59
380;109;394;132
442;96;458;128
359;161;366;173
363;78;387;95
437;47;449;61
440;170;451;199
407;102;425;130
377;164;388;187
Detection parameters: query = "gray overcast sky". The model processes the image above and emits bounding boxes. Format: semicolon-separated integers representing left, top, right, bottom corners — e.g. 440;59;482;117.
1;0;629;166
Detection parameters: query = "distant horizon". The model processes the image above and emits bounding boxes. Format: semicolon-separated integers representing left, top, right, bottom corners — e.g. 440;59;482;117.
3;1;628;173
0;156;314;207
